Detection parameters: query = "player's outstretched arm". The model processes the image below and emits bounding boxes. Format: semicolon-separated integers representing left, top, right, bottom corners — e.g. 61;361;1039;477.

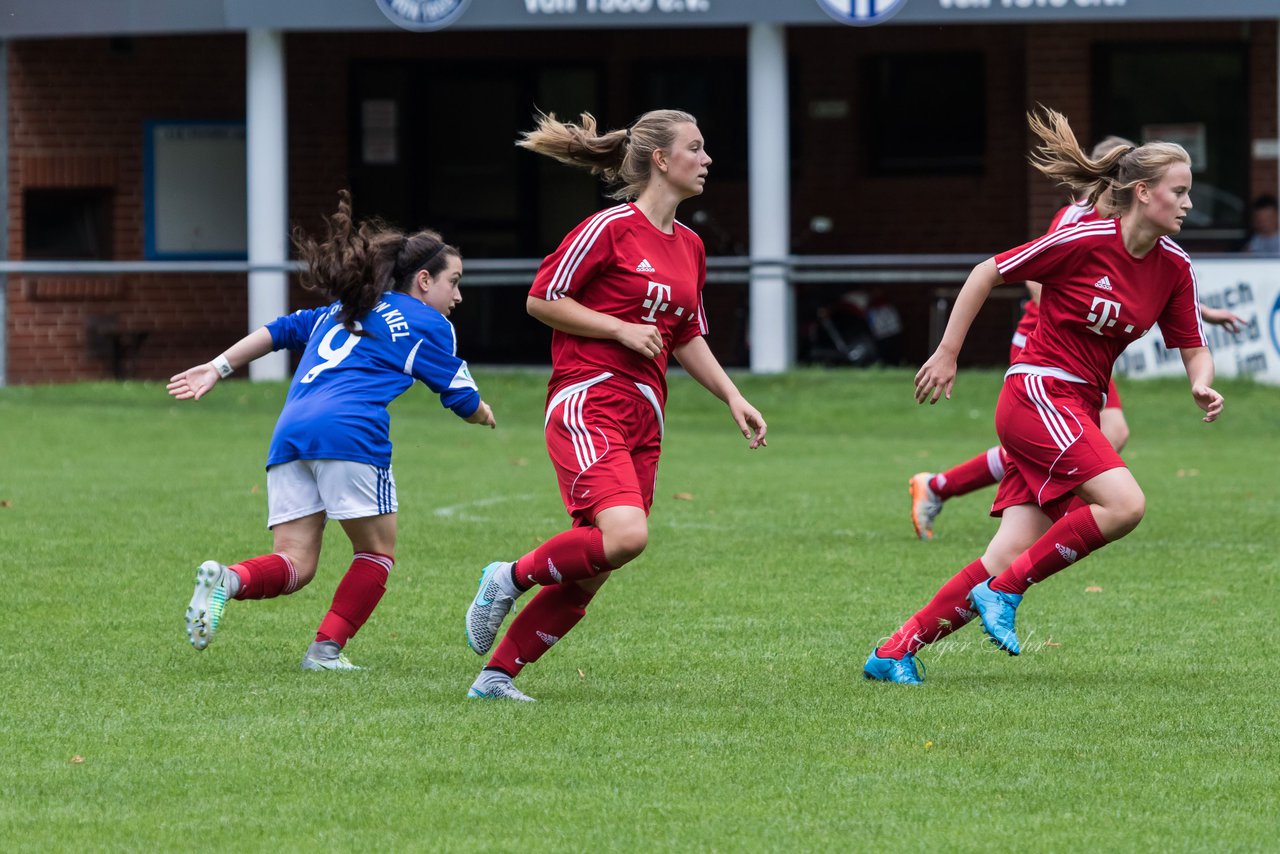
1198;303;1244;334
915;258;1004;405
166;327;276;401
1180;346;1223;423
673;337;767;449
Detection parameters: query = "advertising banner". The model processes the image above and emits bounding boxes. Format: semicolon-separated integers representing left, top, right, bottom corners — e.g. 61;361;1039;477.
1116;258;1280;385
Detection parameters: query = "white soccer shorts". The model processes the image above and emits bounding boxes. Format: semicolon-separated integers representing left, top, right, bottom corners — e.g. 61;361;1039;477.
266;459;397;528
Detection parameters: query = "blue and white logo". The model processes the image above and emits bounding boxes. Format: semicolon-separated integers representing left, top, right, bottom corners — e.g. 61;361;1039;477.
816;0;907;27
1269;292;1280;359
375;0;471;32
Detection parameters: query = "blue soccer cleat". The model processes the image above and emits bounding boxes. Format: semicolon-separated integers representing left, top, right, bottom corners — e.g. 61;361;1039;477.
863;650;924;685
969;579;1023;656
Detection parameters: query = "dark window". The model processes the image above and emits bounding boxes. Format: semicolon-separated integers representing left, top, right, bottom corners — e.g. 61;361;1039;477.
350;61;605;259
864;52;986;174
632;59;749;181
1093;43;1249;241
24;188;113;259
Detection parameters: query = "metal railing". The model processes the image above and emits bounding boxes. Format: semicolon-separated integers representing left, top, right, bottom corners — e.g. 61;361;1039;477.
0;254;987;285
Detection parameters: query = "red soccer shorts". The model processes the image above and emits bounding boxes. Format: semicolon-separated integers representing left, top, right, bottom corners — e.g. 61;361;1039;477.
991;371;1125;516
1011;341;1122;410
543;373;663;525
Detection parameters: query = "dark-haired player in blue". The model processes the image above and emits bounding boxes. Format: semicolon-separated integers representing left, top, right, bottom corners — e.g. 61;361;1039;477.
169;191;495;671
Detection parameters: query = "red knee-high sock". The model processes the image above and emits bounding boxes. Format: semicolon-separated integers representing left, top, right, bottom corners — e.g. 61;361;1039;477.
487;582;599;676
513;527;611;588
991;506;1107;595
232;553;299;600
315;552;392;647
930;446;1007;499
877;559;992;658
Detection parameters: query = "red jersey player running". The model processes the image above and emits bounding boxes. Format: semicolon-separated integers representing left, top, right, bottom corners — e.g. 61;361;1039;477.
907;137;1242;541
865;107;1223;684
464;109;769;701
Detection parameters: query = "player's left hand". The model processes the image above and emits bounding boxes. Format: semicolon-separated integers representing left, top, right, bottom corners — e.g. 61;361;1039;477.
730;397;768;449
1200;306;1244;333
467;400;497;429
167;364;219;401
1192;383;1223;422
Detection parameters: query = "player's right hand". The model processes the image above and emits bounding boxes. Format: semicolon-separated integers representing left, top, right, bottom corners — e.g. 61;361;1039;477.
167;364;219;401
616;323;664;359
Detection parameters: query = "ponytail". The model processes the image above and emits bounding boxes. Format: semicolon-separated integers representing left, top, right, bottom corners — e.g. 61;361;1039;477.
517;108;698;201
1027;107;1190;217
292;190;459;333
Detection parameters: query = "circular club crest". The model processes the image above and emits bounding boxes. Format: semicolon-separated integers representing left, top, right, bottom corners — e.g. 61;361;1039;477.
375;0;471;32
815;0;907;27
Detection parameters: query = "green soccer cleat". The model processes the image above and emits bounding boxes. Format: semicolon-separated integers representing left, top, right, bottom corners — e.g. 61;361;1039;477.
185;560;231;651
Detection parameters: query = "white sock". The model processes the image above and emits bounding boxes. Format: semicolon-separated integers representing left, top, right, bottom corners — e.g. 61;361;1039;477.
496;561;524;599
224;565;242;598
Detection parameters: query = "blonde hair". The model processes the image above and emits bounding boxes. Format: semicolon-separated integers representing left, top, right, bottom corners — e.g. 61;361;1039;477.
1027;107;1190;217
516;109;698;201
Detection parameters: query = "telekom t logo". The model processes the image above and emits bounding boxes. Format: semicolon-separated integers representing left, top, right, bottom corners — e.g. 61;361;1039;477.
640;281;672;323
1085;296;1122;335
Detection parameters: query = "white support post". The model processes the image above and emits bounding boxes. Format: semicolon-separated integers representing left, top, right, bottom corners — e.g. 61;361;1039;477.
246;29;289;381
747;22;792;374
0;40;8;387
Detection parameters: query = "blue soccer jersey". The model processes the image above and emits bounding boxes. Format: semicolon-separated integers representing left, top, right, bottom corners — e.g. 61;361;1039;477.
263;291;480;469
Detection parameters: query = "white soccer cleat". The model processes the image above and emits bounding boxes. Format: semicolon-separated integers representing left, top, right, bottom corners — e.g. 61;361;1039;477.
465;561;518;655
467;671;536;703
909;472;944;541
300;640;365;671
186;560;231;651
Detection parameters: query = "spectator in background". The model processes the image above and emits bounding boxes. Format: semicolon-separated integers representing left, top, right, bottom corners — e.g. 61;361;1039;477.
1243;194;1279;254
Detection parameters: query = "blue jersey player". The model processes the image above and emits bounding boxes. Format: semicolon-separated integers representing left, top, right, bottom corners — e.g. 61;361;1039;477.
169;192;495;671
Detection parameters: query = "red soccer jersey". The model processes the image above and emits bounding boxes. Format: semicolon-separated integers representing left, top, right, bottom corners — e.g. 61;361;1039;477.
995;218;1206;393
1013;202;1101;341
530;203;708;408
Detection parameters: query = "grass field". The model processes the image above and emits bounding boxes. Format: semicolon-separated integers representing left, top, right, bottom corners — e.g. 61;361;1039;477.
1;368;1276;851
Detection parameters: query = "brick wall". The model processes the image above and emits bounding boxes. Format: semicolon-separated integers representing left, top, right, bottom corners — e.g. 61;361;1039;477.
6;35;249;383
6;21;1278;382
1024;21;1275;237
789;24;1030;255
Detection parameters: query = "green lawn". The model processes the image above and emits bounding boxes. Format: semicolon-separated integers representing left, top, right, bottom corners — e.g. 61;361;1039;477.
1;369;1276;851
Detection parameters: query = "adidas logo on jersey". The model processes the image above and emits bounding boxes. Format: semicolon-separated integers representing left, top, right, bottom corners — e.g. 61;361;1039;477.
1094;276;1113;291
635;258;656;273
